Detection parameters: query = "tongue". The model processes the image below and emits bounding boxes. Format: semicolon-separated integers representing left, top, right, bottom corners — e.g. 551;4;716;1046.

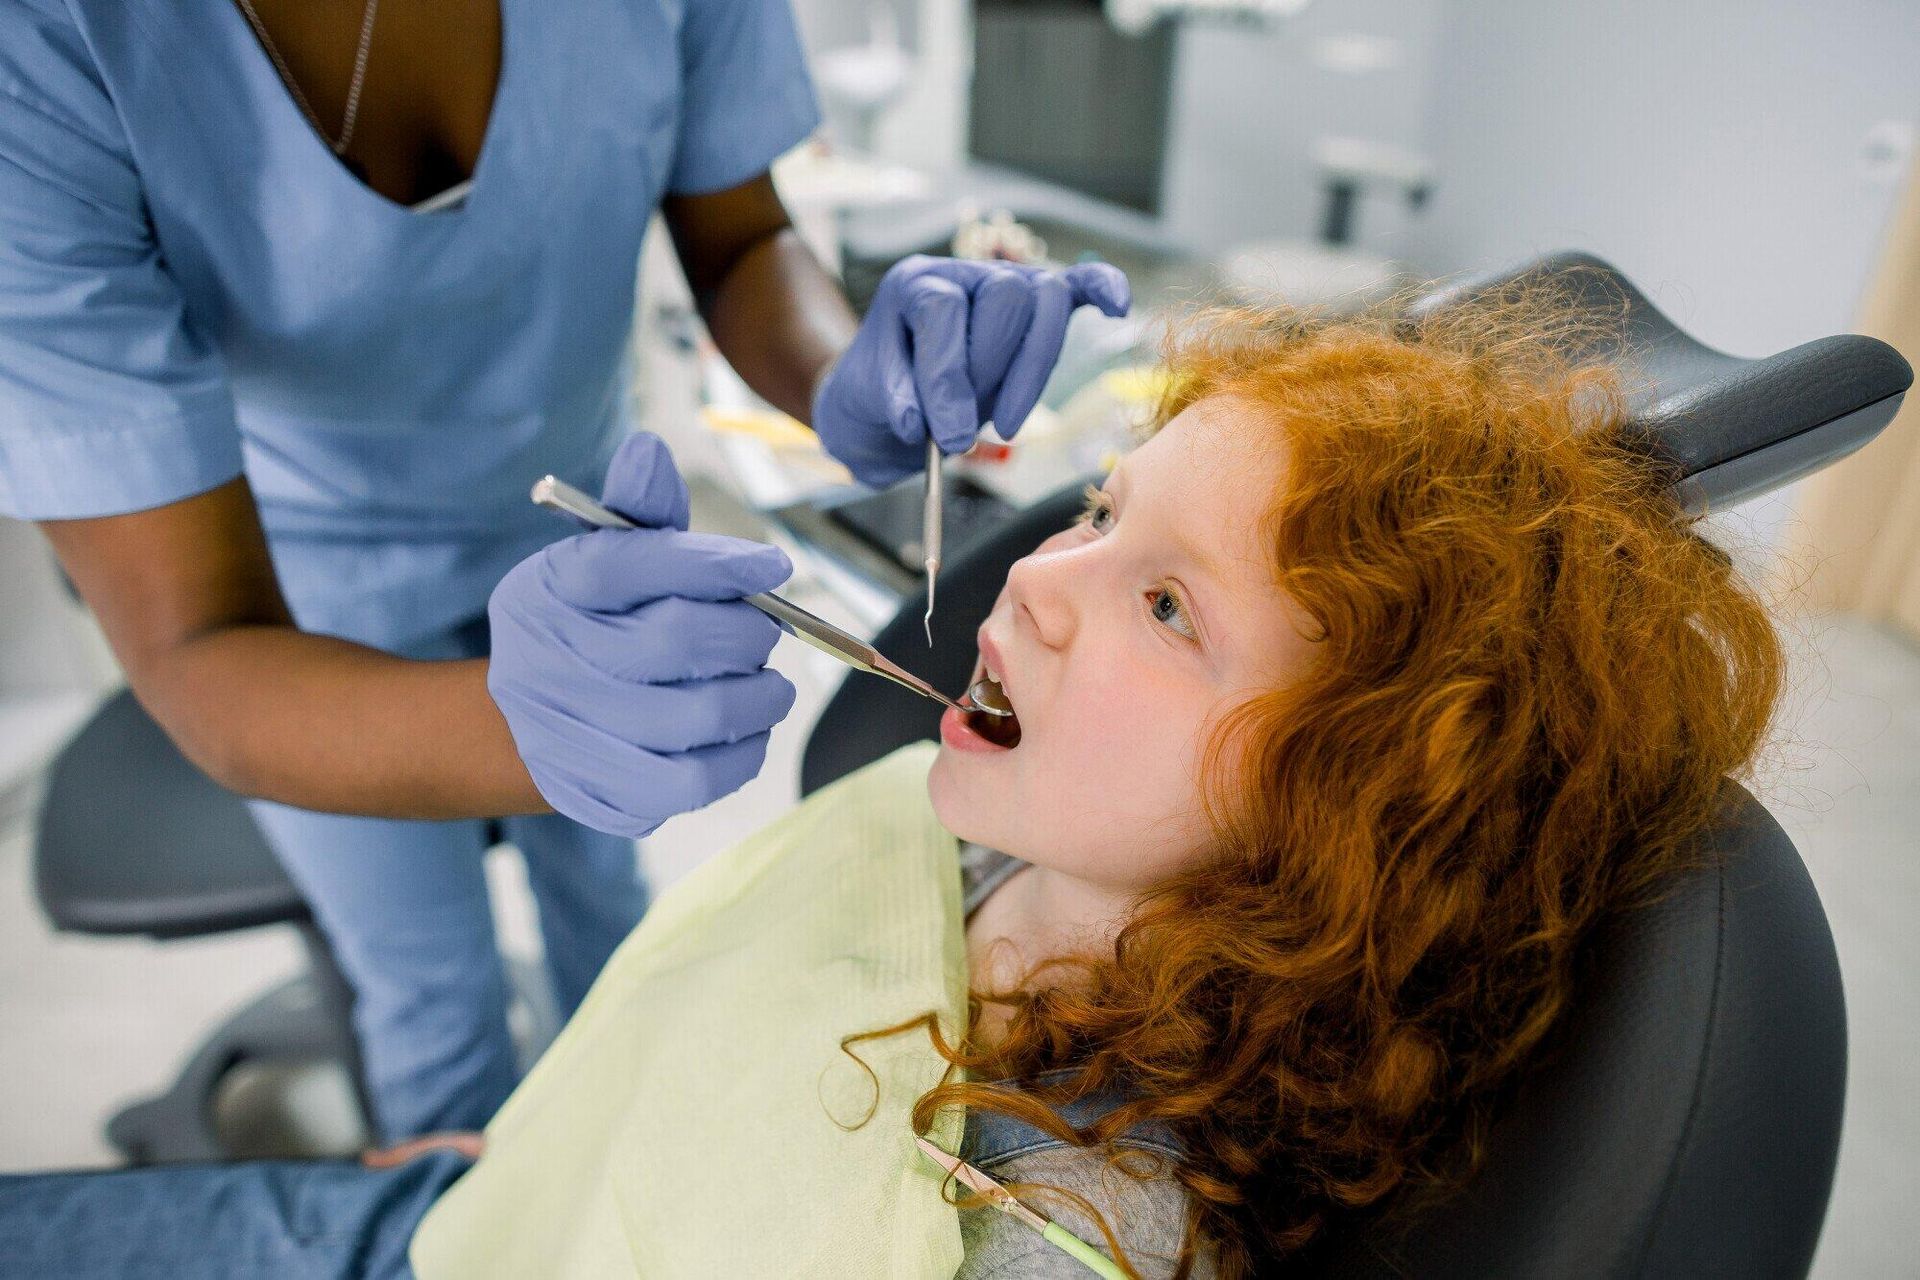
964;705;1022;747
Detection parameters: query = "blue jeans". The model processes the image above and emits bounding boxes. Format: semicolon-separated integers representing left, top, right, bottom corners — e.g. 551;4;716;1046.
0;1151;470;1279
250;617;648;1140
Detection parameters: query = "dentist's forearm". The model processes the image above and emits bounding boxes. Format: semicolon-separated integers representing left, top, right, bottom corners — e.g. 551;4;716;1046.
39;478;550;822
702;226;857;423
140;628;547;819
662;173;858;425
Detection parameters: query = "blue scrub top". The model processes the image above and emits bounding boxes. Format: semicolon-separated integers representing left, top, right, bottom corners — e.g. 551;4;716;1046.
0;0;819;648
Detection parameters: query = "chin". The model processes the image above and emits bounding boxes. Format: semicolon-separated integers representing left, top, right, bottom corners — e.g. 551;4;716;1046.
925;748;965;832
926;747;994;846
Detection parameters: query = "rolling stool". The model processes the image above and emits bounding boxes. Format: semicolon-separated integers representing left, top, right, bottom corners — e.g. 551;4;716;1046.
33;687;377;1163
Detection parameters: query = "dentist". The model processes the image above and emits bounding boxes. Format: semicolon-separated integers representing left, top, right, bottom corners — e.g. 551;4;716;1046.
0;0;1128;1139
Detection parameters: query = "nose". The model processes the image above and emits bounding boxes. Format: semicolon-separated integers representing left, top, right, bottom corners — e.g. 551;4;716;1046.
1003;534;1085;651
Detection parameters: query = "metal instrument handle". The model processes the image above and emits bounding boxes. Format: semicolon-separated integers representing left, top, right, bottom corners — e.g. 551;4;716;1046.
530;475;963;711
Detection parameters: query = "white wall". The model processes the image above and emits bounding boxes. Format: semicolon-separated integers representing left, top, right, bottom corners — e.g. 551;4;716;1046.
1410;0;1920;359
0;521;111;698
1156;0;1920;349
1160;0;1445;254
788;0;971;171
792;0;1918;355
1156;0;1918;543
0;520;115;800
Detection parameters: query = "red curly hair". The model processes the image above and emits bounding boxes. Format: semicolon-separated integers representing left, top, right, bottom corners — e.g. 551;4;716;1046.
884;279;1786;1276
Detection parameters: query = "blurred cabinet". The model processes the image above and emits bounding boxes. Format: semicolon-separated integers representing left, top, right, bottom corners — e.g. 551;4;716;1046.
969;0;1174;214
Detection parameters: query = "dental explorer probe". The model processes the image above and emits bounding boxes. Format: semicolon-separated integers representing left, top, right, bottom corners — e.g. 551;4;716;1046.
922;437;942;648
530;476;1010;718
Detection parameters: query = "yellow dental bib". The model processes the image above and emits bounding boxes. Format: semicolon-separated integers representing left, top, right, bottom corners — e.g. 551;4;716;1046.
410;743;966;1278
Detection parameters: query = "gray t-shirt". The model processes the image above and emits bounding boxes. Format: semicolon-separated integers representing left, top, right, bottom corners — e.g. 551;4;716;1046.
954;846;1215;1279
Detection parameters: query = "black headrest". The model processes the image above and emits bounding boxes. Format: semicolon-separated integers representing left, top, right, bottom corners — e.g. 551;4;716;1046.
1410;252;1911;513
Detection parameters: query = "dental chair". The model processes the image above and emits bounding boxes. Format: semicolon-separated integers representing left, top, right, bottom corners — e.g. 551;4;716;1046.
801;253;1912;1278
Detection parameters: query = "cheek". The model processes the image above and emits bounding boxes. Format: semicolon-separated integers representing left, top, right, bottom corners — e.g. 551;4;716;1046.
1023;672;1216;878
925;640;1221;885
1051;673;1180;780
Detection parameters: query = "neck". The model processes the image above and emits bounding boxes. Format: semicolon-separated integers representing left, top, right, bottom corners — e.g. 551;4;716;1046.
966;861;1136;1000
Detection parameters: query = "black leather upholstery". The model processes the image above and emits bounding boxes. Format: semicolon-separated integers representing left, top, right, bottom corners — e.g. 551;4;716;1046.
35;688;304;938
1409;253;1911;513
1309;790;1846;1279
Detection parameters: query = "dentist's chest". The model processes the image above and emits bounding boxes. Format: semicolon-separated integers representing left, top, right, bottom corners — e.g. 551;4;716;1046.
104;0;690;359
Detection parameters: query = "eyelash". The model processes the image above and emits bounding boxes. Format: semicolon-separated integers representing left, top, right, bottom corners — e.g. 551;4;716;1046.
1077;484;1198;641
1078;483;1115;532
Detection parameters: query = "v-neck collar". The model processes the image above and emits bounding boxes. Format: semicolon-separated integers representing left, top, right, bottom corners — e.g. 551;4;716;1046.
216;0;516;220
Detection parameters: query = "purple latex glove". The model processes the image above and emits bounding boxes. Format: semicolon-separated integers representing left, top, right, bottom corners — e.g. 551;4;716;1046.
488;434;797;838
812;255;1132;487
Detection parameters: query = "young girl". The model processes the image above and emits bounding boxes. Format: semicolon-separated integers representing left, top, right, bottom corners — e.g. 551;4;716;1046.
910;286;1783;1276
0;286;1783;1279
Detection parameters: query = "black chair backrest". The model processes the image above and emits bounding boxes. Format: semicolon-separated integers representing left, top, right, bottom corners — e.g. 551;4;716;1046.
1307;786;1845;1278
37;687;305;939
1411;251;1911;514
799;253;1905;1275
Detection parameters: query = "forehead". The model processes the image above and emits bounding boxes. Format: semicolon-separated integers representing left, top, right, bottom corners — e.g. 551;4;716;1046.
1128;396;1284;571
1125;397;1305;679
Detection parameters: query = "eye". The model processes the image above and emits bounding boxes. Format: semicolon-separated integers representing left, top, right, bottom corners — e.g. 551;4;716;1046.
1078;484;1116;534
1149;586;1197;639
1077;484;1201;644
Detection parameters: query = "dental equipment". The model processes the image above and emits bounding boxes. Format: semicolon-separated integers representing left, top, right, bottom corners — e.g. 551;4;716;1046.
967;673;1014;718
922;437;942;647
914;1137;1125;1279
531;475;1009;718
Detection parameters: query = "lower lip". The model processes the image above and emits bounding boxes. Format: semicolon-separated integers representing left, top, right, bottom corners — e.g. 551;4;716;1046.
940;705;1012;754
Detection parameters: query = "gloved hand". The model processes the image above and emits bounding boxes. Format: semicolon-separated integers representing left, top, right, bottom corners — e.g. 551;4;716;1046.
812;255;1132;487
488;434;797;838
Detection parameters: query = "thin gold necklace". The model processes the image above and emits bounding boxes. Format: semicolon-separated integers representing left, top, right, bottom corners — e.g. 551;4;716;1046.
234;0;380;155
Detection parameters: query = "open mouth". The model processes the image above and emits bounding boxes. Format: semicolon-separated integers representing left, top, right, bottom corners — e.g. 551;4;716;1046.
959;659;1023;748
